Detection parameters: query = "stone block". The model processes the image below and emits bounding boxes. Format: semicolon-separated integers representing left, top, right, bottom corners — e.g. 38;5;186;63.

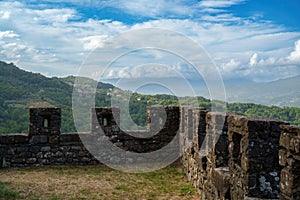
59;133;81;144
280;168;300;197
16;146;28;153
49;135;59;144
290;137;300;153
41;146;51;152
280;132;290;150
212;167;230;197
29;135;48;144
286;157;300;171
13;135;28;144
279;149;288;166
26;158;37;164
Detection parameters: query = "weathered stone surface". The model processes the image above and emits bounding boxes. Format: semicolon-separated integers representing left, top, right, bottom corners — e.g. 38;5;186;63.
26;158;37;164
59;133;82;144
1;106;183;168
212;167;231;198
41;146;51;152
180;110;295;200
279;125;300;199
1;106;300;200
228;115;287;199
0;134;28;144
181;110;232;199
29;135;48;144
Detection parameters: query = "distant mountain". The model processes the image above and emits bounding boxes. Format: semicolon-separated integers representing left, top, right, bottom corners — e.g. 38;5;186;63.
223;77;255;86
226;75;300;107
62;75;116;91
0;61;299;133
103;75;300;108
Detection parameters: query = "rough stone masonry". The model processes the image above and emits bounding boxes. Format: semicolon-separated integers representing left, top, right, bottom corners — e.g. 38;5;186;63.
0;106;300;200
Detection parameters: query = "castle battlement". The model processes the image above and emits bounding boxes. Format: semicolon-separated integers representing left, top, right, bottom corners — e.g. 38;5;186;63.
0;107;299;199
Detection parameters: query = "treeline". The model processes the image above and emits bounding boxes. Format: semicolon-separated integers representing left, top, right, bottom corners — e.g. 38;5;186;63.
0;91;299;134
128;94;300;127
0;61;299;133
227;103;300;125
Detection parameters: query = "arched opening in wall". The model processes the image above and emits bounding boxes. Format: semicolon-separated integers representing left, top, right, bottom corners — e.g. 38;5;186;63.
103;118;108;127
232;132;242;167
102;115;111;127
42;115;51;128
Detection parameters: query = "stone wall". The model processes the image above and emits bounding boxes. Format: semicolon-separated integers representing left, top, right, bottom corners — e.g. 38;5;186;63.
228;115;287;199
1;106;300;199
180;110;299;200
1;108;98;167
181;110;231;200
88;106;180;166
0;106;179;167
279;125;300;200
91;106;179;153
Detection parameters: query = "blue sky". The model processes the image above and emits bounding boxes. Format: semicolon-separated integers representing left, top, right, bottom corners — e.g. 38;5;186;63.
229;0;300;30
0;0;300;83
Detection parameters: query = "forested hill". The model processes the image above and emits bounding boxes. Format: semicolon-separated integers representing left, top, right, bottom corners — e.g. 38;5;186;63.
0;61;299;133
0;61;115;133
0;61;115;105
0;61;72;106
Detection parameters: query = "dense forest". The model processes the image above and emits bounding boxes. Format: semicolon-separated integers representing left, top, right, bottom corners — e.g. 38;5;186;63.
0;61;299;133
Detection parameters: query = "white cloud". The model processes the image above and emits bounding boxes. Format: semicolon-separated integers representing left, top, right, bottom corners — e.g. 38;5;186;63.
21;0;197;18
198;0;245;8
79;35;109;50
101;0;195;18
0;1;129;76
201;14;242;22
0;0;299;82
100;0;246;18
31;8;76;23
0;11;10;19
221;59;241;72
40;0;244;18
0;30;18;39
249;53;258;66
104;64;185;79
287;40;300;62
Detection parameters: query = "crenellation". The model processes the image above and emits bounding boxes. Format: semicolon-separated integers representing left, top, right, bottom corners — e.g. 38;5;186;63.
29;107;61;137
227;115;288;199
91;107;120;135
202;112;231;199
90;106;180;154
279;125;300;200
0;106;299;199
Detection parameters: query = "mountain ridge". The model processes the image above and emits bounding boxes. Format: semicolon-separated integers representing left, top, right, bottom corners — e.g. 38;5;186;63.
0;61;299;133
226;75;300;107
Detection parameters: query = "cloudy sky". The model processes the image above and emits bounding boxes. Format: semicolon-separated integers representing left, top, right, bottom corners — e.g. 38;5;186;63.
0;0;300;83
